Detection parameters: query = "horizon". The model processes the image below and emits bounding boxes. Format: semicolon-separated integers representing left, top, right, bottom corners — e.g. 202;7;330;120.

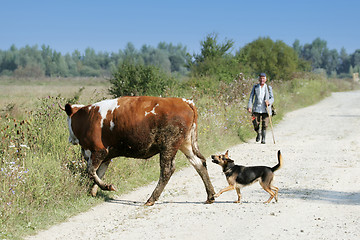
1;0;359;55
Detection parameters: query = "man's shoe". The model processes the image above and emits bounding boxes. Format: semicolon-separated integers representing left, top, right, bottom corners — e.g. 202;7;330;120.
261;130;266;144
256;132;260;142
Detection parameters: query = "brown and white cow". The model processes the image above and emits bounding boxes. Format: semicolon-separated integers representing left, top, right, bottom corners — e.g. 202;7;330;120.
61;96;215;206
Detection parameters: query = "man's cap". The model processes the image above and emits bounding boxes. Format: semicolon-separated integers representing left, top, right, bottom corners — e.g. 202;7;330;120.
259;73;266;77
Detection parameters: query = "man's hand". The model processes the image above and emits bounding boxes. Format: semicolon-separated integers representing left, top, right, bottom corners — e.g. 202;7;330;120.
265;100;270;106
247;108;252;113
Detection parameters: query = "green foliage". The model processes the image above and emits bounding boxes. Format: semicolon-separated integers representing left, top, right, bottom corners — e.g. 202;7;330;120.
0;43;190;78
189;33;237;81
293;38;360;77
236;37;303;80
195;33;234;62
109;63;176;97
1;36;359;79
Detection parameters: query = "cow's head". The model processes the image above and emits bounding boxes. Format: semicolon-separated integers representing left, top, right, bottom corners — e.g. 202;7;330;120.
60;103;84;145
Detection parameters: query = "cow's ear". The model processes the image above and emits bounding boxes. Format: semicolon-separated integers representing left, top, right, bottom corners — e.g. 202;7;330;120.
65;103;73;116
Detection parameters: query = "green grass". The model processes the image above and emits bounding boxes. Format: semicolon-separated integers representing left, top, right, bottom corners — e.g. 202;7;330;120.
0;75;358;239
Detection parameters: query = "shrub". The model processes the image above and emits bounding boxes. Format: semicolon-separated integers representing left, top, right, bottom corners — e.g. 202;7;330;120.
109;63;176;97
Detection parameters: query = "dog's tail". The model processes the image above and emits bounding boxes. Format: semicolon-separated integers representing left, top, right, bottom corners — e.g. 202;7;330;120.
271;150;283;172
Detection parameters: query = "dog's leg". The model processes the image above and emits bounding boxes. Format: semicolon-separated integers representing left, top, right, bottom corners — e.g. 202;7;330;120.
260;182;276;203
214;185;235;198
271;186;279;202
235;187;241;203
262;187;275;203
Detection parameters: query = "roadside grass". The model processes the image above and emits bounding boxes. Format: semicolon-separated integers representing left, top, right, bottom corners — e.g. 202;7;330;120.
0;76;357;239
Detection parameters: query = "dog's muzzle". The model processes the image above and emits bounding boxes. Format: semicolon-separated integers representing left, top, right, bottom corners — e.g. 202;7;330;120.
211;156;219;164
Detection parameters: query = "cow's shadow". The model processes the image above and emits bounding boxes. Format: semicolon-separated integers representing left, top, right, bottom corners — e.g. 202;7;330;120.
106;187;360;206
107;199;207;206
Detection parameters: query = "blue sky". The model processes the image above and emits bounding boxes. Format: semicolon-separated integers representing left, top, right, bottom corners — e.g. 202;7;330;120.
1;0;359;55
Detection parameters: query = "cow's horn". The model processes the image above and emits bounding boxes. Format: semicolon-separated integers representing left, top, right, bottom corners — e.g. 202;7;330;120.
58;103;66;111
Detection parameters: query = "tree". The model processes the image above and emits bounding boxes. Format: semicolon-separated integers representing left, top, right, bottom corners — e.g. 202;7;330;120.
323;49;339;75
193;33;234;63
64;53;78;76
0;44;18;73
157;42;190;74
292;39;302;56
122;42;144;65
337;48;350;75
350;49;360;68
298;38;335;73
189;33;235;80
41;45;57;76
236;37;300;80
140;45;171;72
83;47;100;70
53;51;69;76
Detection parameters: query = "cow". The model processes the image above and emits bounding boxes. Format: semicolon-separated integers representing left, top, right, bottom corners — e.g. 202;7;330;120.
61;96;215;206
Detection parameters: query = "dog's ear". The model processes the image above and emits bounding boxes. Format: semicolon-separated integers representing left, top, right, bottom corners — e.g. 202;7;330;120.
225;150;229;158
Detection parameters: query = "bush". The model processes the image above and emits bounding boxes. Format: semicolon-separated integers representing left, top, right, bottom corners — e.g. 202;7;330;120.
236;37;304;80
109;63;176;97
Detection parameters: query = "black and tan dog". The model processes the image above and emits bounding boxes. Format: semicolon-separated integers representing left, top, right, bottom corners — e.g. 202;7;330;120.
211;150;283;203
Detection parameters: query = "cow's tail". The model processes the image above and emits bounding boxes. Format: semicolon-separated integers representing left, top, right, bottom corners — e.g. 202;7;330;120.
271;150;283;172
186;101;207;162
185;99;216;201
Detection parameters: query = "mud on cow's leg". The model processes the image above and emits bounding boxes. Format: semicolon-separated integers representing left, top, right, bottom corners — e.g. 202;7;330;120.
88;149;116;195
145;150;177;206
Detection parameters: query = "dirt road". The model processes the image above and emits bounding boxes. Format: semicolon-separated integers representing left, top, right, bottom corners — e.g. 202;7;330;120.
26;91;360;240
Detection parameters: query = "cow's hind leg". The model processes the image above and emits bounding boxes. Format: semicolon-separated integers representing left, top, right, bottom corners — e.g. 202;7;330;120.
88;149;116;193
180;143;215;204
145;150;176;206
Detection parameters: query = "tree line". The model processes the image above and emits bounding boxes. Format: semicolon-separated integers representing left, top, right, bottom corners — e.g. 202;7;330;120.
293;38;360;78
0;35;359;80
0;42;190;78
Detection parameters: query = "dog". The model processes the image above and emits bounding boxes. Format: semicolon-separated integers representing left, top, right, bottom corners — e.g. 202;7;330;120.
211;150;283;203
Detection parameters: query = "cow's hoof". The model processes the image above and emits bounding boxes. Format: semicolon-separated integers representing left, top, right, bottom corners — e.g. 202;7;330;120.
90;185;98;197
144;201;155;206
108;184;117;191
205;199;215;204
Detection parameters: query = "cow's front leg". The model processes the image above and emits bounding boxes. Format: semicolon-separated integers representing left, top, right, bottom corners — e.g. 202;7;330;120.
88;150;116;194
90;158;112;197
145;150;176;206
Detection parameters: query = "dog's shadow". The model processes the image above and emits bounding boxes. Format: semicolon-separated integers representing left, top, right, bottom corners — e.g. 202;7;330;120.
281;187;360;206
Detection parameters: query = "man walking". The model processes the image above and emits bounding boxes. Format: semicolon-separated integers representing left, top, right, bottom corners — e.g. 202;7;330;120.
247;73;274;144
